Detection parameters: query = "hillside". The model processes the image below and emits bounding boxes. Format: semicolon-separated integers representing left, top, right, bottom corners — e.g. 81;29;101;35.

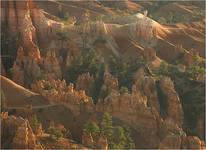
1;0;205;149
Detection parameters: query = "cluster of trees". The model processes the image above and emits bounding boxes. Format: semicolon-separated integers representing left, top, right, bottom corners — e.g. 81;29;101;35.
66;48;100;83
152;61;205;138
66;48;145;102
150;9;204;25
153;61;205;81
109;56;144;90
83;112;135;149
30;115;68;140
185;65;205;80
159;12;191;24
149;1;204;24
56;29;70;49
66;48;105;103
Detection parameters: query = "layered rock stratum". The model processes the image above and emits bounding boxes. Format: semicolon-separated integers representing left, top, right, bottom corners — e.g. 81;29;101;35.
1;0;205;149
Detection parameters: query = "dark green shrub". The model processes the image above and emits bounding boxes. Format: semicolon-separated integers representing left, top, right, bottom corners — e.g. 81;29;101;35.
83;121;100;137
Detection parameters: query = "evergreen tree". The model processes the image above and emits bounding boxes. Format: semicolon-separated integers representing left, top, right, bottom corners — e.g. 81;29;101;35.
111;126;127;149
30;115;39;130
101;112;113;142
124;126;135;148
83;121;100;137
92;63;105;103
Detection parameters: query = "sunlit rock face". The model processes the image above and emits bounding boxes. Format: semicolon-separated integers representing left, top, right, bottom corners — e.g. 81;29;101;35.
1;1;41;60
95;67;194;148
1;113;42;149
1;0;62;55
30;2;63;48
31;79;94;116
81;130;108;150
12;46;41;87
82;132;94;147
96;68;160;148
181;136;205;149
96;135;108;150
1;0;204;149
132;67;160;113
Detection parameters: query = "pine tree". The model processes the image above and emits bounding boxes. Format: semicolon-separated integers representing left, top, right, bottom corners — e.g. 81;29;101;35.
83;121;100;137
111;126;127;149
101;112;113;141
30;115;39;130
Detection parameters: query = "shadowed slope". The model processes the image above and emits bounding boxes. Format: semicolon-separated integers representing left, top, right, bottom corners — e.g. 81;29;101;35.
1;75;50;107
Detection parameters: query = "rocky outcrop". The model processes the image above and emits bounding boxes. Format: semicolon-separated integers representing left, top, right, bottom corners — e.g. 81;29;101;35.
96;67;191;148
96;135;108;150
65;40;81;67
12;48;62;87
42;50;62;80
30;4;61;48
132;67;160;113
1;113;42;149
76;73;94;96
82;132;108;150
144;48;162;68
159;77;183;127
12;46;41;87
2;0;64;86
158;119;185;149
195;117;205;140
82;132;94;148
1;0;63;56
30;67;187;148
181;136;205;149
2;1;41;60
102;71;119;91
31;79;93;116
97;72;160;148
12;46;65;87
181;47;204;66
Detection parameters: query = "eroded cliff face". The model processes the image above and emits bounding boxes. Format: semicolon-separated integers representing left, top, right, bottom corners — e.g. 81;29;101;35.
96;68;204;149
31;79;94;116
29;67;204;149
42;50;62;80
82;132;108;150
1;1;40;60
1;112;43;149
1;0;205;149
76;73;94;96
12;46;41;87
1;0;63;85
159;77;183;127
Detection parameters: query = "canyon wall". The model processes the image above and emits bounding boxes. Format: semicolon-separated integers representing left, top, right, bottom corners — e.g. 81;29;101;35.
1;112;43;149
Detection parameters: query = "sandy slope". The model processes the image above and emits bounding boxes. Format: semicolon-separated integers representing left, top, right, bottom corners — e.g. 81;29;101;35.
1;75;50;107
